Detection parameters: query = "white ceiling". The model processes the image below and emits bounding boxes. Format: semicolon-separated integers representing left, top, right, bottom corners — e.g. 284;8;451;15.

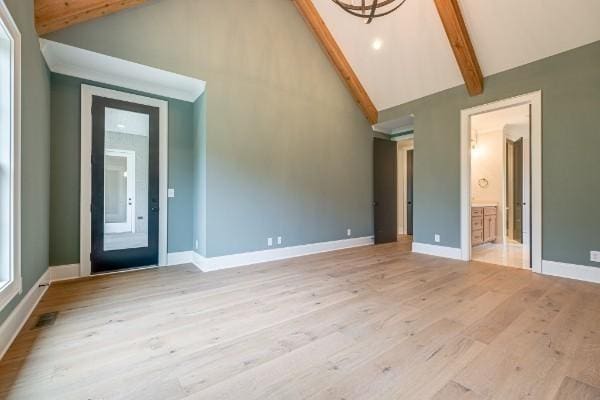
471;104;529;134
314;0;600;111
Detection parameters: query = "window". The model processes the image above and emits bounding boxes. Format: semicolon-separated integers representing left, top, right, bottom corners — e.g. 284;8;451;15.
0;2;21;311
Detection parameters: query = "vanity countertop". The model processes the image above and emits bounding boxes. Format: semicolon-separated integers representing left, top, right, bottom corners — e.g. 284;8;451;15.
472;202;498;208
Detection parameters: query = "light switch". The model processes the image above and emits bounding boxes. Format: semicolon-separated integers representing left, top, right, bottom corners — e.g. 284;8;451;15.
168;188;175;198
591;251;600;263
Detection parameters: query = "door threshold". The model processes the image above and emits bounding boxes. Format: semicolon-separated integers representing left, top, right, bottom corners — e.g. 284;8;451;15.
92;264;160;277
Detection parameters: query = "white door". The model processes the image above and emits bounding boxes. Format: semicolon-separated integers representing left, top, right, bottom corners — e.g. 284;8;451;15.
104;149;136;234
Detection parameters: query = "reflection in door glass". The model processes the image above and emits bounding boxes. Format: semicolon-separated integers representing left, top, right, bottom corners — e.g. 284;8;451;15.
104;107;150;251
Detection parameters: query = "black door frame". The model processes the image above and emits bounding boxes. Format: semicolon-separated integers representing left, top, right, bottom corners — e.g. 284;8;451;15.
90;95;160;273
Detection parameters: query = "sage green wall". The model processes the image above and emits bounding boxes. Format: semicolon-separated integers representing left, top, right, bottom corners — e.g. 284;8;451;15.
49;74;195;266
380;40;600;268
0;0;51;324
47;0;373;258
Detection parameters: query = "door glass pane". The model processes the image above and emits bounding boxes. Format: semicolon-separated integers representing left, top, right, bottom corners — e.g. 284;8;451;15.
104;107;149;251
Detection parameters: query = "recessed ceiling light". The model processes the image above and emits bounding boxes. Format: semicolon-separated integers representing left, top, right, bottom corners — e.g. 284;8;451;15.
372;38;383;51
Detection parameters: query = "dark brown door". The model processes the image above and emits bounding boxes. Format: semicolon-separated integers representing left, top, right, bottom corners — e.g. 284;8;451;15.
406;149;414;236
373;138;397;244
513;138;523;243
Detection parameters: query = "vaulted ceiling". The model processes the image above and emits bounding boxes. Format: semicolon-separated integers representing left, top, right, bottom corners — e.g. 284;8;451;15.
315;0;600;111
35;0;600;120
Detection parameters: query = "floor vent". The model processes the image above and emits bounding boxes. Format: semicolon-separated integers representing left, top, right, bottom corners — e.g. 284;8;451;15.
33;312;58;329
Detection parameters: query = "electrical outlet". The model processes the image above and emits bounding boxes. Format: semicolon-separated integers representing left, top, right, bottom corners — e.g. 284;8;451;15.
168;188;175;198
195;240;199;249
434;234;441;243
267;238;273;247
591;251;600;263
277;236;282;245
347;229;352;237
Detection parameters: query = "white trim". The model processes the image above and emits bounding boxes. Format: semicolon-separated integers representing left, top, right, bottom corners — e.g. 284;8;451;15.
48;264;81;283
193;237;374;273
371;114;414;135
391;133;415;142
80;85;169;277
412;242;463;260
40;39;205;102
0;269;49;361
167;251;195;266
460;91;542;273
401;145;414;235
104;149;136;234
0;1;21;312
542;260;600;284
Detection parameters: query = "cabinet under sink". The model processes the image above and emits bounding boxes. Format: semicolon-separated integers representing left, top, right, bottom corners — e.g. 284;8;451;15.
472;206;497;246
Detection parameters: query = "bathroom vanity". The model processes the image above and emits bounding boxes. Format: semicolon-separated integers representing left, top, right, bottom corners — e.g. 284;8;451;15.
472;204;497;246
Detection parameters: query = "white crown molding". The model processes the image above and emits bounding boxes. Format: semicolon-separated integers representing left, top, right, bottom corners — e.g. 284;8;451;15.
412;242;463;260
39;39;205;102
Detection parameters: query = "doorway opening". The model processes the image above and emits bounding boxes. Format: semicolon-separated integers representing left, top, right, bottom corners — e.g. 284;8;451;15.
372;114;414;249
460;91;542;273
469;104;530;269
398;138;414;241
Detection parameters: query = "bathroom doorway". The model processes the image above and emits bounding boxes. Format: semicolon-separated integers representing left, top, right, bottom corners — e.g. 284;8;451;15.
469;104;530;268
460;91;542;272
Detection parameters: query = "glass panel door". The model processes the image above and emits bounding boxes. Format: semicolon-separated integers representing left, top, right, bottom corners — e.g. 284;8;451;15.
91;96;159;273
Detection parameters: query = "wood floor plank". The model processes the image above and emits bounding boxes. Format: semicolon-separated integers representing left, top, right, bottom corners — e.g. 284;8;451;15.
553;377;600;400
0;241;599;399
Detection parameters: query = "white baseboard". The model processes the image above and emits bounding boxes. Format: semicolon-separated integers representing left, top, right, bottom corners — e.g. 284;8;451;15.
542;260;600;284
0;270;50;360
412;242;463;260
193;236;374;273
167;251;195;266
48;264;80;282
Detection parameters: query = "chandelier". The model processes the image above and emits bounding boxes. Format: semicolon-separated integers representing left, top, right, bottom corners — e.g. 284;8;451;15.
331;0;407;24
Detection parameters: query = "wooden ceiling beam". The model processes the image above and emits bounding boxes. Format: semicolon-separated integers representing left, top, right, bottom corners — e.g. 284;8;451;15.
292;0;378;124
35;0;150;36
434;0;483;96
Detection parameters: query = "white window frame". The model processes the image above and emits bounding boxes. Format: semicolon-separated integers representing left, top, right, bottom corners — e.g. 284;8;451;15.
0;2;22;311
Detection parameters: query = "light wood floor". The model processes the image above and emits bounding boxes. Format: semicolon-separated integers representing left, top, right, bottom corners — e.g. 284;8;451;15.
1;242;600;399
472;242;530;269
